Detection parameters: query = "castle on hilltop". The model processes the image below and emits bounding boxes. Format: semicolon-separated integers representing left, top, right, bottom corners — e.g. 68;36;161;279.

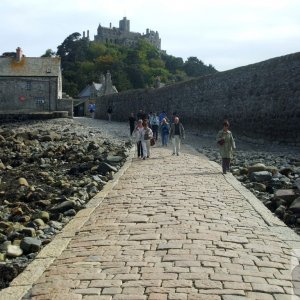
92;17;161;50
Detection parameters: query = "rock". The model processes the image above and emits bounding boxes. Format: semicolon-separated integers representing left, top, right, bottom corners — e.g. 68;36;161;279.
6;245;23;257
21;227;36;237
11;207;24;216
18;177;29;187
97;162;117;175
250;171;272;182
252;182;267;192
0;253;6;261
248;163;267;174
33;219;45;227
48;221;63;230
106;155;123;163
288;197;300;214
294;178;300;191
0;233;7;243
275;205;286;218
63;209;76;217
50;200;76;213
275;189;299;204
20;237;42;253
280;167;294;177
37;211;50;222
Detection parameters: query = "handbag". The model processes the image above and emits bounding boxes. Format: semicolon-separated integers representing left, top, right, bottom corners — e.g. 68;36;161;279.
217;138;225;145
150;138;155;146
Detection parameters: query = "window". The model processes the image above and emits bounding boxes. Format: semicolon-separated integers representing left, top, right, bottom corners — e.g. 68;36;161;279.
26;81;31;90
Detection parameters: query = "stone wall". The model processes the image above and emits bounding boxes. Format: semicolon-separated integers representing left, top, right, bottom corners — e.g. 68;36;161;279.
96;52;300;145
0;77;58;113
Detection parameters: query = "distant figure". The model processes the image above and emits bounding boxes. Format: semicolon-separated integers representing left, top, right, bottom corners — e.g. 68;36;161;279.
137;109;147;121
133;119;144;158
150;112;159;141
216;120;236;174
159;111;167;123
169;117;185;156
141;120;153;160
128;112;136;136
160;118;170;146
107;106;113;122
88;103;96;118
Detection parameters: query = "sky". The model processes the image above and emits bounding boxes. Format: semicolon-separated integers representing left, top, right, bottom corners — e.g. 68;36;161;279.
1;0;300;71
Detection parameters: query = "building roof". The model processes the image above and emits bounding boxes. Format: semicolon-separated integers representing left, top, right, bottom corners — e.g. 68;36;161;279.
78;82;103;98
0;57;61;77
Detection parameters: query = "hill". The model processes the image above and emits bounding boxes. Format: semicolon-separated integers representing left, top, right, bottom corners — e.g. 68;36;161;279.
43;32;218;97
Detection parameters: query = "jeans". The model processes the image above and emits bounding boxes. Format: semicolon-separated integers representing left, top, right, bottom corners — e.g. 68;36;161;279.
162;134;169;146
141;140;150;158
152;125;158;140
222;158;231;174
137;141;143;157
172;135;181;154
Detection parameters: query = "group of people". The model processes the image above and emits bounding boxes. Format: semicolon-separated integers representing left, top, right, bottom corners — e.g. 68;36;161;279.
130;110;186;159
130;110;236;174
105;108;234;173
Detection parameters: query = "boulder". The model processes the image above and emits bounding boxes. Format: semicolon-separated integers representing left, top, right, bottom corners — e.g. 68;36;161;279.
97;162;117;175
252;182;267;192
250;171;272;182
18;177;29;187
21;227;36;237
50;200;76;213
248;163;267;174
20;237;42;253
6;245;23;257
106;155;123;163
295;178;300;191
275;189;299;204
288;197;300;214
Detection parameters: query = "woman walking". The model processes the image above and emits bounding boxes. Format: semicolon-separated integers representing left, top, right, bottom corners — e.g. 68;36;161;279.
133;119;144;158
160;118;170;147
141;120;153;160
216;120;236;174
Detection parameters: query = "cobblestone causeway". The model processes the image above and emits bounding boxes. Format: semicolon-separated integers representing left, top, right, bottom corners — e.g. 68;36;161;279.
1;119;300;300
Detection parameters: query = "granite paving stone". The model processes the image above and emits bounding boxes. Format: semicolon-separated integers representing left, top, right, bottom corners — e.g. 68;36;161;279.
0;119;298;300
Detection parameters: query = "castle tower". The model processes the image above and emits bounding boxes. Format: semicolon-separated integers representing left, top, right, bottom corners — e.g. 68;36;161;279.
119;17;130;32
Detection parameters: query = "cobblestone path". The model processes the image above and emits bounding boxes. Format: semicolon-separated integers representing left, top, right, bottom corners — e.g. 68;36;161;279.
2;119;300;300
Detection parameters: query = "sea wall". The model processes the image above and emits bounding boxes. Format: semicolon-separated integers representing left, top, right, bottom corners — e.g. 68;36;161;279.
96;52;300;144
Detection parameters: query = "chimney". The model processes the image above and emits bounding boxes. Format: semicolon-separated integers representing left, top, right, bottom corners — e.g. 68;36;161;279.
16;47;23;62
87;30;89;39
110;22;112;28
83;31;86;38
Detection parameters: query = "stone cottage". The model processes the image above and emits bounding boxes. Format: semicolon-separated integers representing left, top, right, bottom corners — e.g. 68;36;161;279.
75;71;118;116
0;47;62;114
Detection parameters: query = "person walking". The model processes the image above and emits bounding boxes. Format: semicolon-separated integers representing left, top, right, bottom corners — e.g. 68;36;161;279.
133;119;144;158
216;120;236;174
160;118;170;146
128;112;136;136
141;120;153;160
107;106;113;122
150;112;159;141
169;117;185;156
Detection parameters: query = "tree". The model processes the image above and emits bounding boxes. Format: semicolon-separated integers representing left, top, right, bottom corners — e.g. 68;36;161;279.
183;57;217;77
41;49;56;57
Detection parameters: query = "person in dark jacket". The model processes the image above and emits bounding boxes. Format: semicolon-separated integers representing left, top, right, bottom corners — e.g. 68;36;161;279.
169;117;185;156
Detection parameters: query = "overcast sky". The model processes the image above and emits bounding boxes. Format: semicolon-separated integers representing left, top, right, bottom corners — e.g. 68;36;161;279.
1;0;299;71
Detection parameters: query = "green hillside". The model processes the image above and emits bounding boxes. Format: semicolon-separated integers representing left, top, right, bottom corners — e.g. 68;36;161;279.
43;32;218;97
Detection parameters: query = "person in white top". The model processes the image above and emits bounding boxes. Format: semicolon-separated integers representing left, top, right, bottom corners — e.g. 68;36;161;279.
133;119;144;158
141;120;153;160
150;112;159;141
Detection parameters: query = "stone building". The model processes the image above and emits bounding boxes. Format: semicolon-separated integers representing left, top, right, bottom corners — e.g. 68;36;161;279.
0;47;62;114
75;71;118;116
94;17;161;50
